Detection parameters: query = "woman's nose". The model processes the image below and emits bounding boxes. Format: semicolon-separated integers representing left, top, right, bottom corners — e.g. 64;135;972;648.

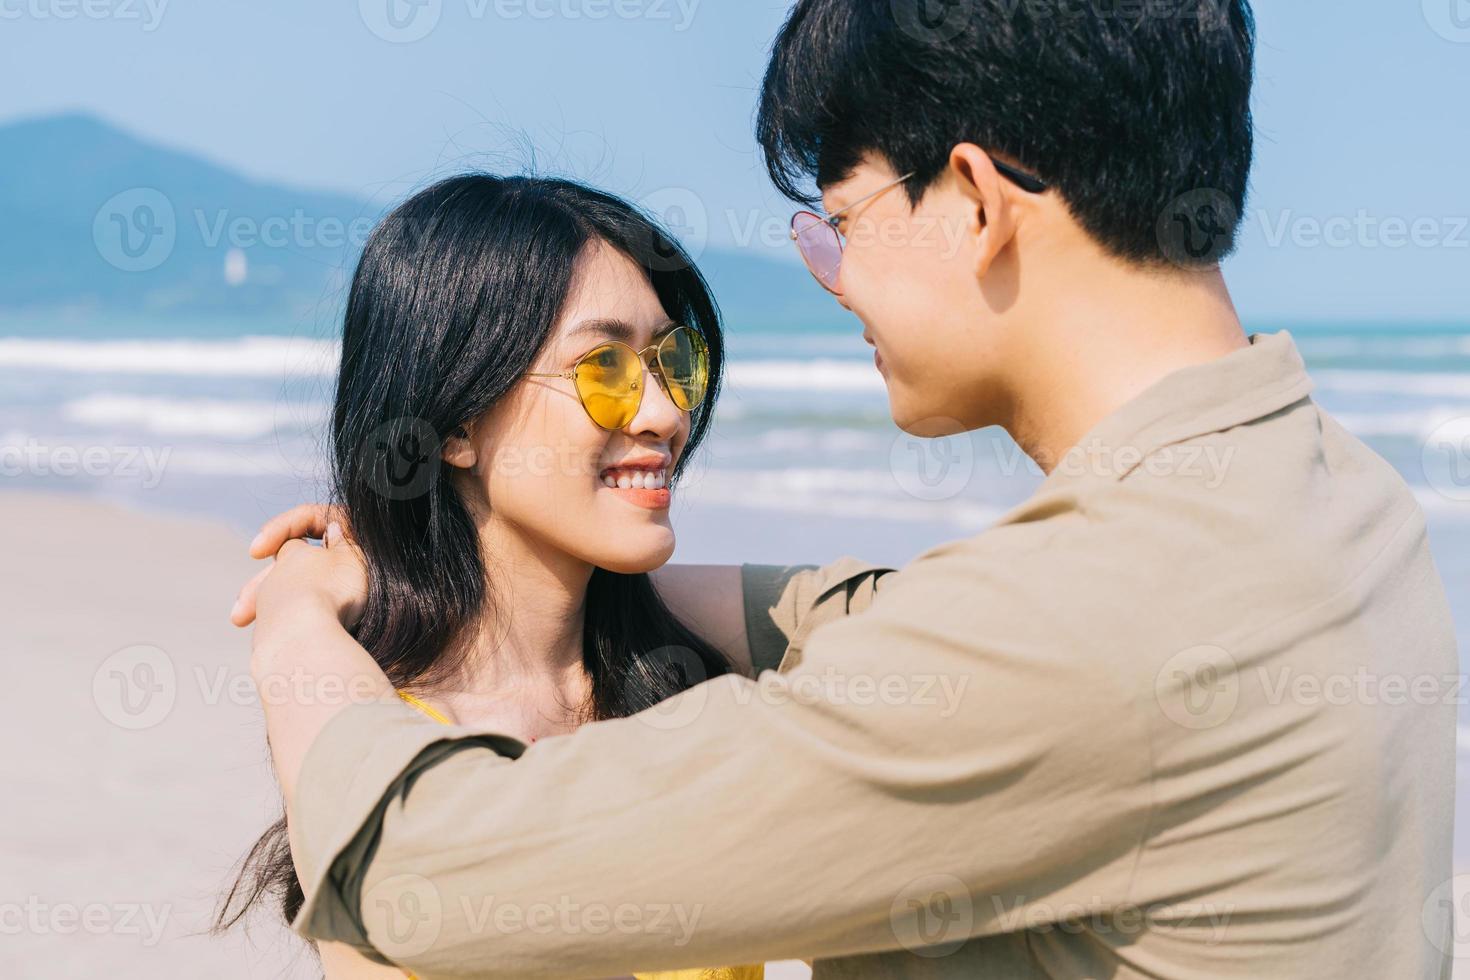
624;362;683;440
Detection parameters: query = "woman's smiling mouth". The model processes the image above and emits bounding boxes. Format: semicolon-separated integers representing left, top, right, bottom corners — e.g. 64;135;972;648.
599;464;671;509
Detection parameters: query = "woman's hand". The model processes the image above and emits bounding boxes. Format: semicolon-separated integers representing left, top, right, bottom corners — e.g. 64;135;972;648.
231;503;345;626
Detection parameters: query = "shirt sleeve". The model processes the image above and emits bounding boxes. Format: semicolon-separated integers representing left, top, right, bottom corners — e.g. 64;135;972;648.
290;537;1153;976
740;557;896;675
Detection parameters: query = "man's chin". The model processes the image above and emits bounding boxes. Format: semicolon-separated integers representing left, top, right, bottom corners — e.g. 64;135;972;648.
892;402;973;439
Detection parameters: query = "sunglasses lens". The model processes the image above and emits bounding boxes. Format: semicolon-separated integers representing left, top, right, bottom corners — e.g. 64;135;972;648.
791;211;842;293
574;343;641;429
656;327;709;412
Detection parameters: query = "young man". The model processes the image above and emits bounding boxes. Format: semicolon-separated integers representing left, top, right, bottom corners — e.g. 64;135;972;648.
240;1;1458;975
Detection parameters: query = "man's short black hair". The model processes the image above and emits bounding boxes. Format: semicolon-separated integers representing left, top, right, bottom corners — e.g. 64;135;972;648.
757;0;1257;266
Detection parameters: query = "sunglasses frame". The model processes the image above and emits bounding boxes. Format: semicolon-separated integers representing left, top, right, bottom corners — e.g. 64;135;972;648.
789;157;1049;294
525;324;708;431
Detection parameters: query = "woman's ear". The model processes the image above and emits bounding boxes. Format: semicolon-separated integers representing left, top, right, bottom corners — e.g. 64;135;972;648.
948;143;1019;280
441;424;476;470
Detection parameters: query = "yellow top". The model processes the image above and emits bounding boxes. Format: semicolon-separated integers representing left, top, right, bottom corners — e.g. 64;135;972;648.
395;691;763;980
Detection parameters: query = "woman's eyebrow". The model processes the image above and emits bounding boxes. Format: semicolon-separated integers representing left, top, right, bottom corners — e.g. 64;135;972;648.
567;317;637;343
565;317;678;345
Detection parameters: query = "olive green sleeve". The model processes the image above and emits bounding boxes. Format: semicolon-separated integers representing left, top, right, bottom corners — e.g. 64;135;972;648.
740;557;897;675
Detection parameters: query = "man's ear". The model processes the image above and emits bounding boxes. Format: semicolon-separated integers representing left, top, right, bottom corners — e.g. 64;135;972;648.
948;143;1018;280
441;424;477;470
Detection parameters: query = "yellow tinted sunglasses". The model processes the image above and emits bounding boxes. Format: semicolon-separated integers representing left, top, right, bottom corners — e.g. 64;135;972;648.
526;325;710;430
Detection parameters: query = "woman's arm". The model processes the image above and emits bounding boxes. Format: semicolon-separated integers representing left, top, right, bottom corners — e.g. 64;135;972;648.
648;564;752;675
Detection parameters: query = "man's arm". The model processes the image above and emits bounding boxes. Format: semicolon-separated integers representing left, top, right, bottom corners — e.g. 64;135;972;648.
281;541;1151;976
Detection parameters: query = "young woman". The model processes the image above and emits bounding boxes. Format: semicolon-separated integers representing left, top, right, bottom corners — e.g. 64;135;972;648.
217;173;763;980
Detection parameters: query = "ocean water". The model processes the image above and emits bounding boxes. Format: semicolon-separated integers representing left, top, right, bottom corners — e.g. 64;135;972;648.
3;319;1468;537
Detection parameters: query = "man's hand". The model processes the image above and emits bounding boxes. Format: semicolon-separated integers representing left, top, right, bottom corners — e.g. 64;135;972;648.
246;516;390;808
230;503;343;626
253;521;369;638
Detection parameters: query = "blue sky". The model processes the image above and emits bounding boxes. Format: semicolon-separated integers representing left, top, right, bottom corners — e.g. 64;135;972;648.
2;0;1467;323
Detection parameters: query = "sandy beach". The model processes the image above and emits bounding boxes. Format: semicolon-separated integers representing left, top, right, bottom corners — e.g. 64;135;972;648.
2;491;316;977
2;489;820;979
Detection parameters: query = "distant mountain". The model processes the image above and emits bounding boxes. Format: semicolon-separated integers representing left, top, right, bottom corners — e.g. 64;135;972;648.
0;113;851;331
0;113;374;317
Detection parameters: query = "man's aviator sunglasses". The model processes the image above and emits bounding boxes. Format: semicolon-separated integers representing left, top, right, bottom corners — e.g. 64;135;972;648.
526;325;710;431
789;159;1048;295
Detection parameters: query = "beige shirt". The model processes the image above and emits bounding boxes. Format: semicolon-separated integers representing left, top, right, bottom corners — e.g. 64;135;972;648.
290;331;1458;978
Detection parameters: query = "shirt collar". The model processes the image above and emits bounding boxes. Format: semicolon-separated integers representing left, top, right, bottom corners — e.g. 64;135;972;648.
1040;330;1316;489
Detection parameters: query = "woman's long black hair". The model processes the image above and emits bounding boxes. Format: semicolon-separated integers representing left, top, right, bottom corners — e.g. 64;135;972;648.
216;174;731;930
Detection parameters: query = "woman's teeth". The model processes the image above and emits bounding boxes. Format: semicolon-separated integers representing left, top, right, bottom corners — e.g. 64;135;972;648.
601;469;667;490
